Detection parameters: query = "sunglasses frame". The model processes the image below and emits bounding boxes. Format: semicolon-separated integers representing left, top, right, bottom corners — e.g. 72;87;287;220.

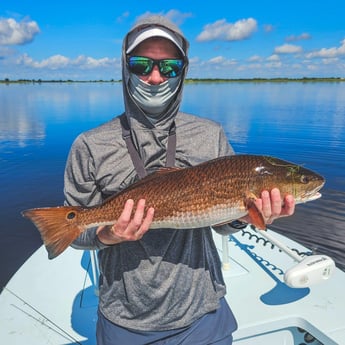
126;55;186;78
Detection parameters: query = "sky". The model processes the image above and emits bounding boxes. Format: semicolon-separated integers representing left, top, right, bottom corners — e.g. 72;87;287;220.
1;0;345;80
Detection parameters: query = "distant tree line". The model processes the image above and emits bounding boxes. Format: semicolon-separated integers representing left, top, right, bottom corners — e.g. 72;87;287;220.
1;77;344;84
0;78;121;84
185;77;345;83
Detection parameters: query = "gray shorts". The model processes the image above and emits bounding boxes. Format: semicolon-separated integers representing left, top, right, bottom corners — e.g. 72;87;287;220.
96;297;237;345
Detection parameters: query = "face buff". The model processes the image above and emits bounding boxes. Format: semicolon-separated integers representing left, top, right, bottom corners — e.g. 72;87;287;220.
128;73;181;119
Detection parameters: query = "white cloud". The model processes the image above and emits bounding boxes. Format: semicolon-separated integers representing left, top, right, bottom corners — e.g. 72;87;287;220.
38;55;69;69
0;18;40;45
248;55;262;62
74;55;116;69
116;11;130;23
0;45;15;58
242;63;261;70
209;55;226;64
266;54;280;61
16;53;117;70
207;56;237;66
291;63;302;70
322;57;339;65
286;33;311;42
136;10;192;26
306;64;318;71
265;61;282;68
17;54;69;69
305;38;345;58
188;56;200;64
164;9;193;25
263;24;274;33
196;18;257;42
274;44;303;54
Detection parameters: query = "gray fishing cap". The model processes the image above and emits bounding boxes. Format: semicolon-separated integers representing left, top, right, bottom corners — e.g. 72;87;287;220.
125;15;189;56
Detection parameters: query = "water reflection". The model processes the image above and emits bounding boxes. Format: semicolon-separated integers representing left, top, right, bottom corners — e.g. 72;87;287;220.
0;83;124;146
0;82;344;288
0;119;45;147
0;87;45;146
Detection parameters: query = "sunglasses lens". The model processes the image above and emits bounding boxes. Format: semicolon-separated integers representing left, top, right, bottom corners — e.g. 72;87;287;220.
127;57;153;76
159;59;184;77
128;57;184;78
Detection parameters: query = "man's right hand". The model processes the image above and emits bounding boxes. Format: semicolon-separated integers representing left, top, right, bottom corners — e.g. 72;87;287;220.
96;199;154;245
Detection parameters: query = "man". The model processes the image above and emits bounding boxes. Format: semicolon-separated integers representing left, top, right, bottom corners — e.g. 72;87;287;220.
64;15;295;344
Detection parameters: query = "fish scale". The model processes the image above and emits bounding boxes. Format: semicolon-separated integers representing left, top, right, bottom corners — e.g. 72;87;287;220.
22;155;325;259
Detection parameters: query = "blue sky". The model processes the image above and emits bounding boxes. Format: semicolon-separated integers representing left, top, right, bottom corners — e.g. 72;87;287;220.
1;0;345;80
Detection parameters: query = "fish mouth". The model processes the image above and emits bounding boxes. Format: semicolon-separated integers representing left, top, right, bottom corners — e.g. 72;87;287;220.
300;182;324;202
297;179;325;203
303;191;322;202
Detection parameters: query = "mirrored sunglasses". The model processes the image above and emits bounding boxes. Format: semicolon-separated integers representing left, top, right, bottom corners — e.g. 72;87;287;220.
127;56;185;78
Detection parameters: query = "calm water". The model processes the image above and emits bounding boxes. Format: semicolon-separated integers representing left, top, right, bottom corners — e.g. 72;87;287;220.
1;82;344;287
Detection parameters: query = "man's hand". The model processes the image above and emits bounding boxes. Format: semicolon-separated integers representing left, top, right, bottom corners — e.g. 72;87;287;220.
241;188;295;225
96;199;154;245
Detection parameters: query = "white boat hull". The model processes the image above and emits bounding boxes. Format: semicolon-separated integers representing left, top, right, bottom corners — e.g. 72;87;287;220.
1;226;344;344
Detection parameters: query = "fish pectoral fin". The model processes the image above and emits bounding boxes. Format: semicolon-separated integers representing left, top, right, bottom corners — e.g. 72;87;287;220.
244;193;266;230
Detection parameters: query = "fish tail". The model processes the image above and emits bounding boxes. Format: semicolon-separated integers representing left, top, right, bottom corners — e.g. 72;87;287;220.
22;206;83;259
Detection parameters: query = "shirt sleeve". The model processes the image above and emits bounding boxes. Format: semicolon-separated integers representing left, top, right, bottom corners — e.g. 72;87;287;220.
64;133;110;250
218;126;235;157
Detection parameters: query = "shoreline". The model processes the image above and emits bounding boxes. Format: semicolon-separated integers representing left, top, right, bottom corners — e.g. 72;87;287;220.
1;77;345;84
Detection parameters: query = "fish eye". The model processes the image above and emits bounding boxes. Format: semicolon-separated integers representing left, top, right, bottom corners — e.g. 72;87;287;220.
66;211;76;220
300;175;309;184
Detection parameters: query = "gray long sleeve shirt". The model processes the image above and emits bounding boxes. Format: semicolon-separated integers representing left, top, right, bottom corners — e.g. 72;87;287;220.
64;14;236;332
64;112;235;331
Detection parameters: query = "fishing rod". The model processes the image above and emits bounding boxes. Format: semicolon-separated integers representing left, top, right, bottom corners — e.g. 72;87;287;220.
3;287;83;344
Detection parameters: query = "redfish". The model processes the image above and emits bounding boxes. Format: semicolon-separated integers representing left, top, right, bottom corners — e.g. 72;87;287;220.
22;155;325;259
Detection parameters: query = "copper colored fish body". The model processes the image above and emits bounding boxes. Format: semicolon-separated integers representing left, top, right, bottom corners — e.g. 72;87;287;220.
22;155;325;259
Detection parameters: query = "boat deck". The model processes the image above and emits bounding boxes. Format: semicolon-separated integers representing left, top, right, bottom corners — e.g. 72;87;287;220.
215;228;345;344
1;226;344;344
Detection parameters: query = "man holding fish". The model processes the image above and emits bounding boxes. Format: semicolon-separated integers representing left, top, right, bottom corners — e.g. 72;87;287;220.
50;15;297;344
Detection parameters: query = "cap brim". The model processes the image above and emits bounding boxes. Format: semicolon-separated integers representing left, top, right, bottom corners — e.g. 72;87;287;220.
126;27;184;55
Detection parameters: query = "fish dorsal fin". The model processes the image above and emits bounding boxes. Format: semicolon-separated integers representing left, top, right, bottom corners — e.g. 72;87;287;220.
155;166;183;174
138;166;183;183
117;166;184;194
101;166;185;204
